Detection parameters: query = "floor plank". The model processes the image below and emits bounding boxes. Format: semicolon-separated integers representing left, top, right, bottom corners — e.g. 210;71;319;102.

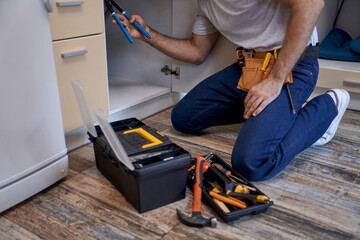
0;218;41;240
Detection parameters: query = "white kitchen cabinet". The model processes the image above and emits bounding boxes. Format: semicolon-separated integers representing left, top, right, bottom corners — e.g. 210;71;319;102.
49;0;109;133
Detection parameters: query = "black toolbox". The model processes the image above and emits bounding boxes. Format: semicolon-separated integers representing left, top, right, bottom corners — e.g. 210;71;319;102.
72;81;191;213
91;117;191;213
187;153;273;222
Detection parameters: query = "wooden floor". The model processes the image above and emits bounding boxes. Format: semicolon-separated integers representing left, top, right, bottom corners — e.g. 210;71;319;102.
1;108;360;240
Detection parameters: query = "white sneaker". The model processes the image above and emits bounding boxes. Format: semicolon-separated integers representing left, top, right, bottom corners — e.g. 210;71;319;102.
313;89;350;146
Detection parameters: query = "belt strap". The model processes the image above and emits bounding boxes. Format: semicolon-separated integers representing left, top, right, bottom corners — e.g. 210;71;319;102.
238;45;320;62
298;45;320;61
270;45;320;61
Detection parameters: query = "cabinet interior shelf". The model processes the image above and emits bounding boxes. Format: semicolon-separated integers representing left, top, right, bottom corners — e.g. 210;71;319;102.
108;76;171;114
319;59;360;72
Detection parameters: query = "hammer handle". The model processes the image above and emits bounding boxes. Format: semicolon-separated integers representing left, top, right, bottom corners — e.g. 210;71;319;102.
193;156;205;213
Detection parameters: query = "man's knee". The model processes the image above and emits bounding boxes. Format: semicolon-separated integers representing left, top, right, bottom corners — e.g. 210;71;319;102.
231;149;273;181
171;104;195;134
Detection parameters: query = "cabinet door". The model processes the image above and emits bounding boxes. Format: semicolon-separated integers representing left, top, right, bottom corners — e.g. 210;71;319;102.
170;0;237;93
53;34;109;132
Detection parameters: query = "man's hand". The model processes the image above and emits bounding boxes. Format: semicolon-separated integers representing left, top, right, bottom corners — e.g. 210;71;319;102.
243;76;283;119
112;14;150;40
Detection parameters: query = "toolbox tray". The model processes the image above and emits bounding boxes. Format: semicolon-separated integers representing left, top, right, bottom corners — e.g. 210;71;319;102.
94;117;172;156
187;154;273;222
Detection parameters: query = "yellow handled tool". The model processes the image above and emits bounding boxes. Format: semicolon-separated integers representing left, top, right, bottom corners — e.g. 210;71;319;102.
209;188;247;209
226;191;270;204
234;185;250;194
261;52;272;71
123;128;163;148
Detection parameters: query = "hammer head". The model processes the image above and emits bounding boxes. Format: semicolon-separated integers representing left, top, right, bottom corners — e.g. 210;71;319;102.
177;209;217;228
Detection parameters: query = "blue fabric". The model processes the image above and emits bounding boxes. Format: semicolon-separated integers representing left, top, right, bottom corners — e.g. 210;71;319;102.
350;36;360;54
320;28;360;62
171;60;338;181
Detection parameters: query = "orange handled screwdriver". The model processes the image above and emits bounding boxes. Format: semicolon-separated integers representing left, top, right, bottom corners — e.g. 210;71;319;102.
210;188;247;209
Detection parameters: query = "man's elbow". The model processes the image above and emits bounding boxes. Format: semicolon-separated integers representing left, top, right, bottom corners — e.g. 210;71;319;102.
192;56;206;65
191;52;207;65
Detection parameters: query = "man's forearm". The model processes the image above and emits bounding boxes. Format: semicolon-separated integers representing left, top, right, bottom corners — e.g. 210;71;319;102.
271;0;324;82
143;27;219;65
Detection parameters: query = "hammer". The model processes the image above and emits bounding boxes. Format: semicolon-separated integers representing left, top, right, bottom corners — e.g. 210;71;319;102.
177;156;217;228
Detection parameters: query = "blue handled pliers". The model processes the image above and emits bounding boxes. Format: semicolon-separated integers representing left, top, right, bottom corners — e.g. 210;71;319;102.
104;0;151;43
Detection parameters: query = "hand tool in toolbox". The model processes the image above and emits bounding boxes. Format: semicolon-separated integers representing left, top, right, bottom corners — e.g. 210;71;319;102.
226;191;270;204
187;153;212;181
186;153;273;222
72;81;191;213
209;187;247;209
104;0;151;43
177;156;217;228
212;163;257;192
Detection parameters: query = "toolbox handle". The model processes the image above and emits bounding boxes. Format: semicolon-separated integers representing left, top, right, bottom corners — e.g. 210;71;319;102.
123;128;163;149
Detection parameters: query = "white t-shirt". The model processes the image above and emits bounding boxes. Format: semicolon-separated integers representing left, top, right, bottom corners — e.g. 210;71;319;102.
193;0;318;52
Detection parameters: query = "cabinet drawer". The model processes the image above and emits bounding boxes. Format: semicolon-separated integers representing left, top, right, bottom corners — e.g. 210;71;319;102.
53;34;109;132
317;67;360;94
49;0;104;41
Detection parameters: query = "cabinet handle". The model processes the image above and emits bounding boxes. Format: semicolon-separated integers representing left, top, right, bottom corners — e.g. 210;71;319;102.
343;80;360;87
56;1;84;7
45;0;54;12
61;50;88;58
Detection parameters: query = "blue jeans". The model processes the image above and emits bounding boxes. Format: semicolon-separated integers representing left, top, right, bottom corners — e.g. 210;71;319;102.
171;60;338;181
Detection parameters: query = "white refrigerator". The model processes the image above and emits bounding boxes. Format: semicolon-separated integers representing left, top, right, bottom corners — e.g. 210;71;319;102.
0;0;68;212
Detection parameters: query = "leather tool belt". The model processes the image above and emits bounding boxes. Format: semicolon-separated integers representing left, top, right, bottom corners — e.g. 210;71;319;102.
236;45;320;92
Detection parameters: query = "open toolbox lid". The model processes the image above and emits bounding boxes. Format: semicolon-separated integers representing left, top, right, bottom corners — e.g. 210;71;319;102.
71;80;135;171
71;81;97;138
93;109;135;171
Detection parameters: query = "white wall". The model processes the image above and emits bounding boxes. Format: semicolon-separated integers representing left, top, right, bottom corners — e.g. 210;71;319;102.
335;0;360;39
317;0;360;43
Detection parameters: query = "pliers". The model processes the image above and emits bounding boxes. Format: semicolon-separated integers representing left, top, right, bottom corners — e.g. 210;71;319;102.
104;0;151;43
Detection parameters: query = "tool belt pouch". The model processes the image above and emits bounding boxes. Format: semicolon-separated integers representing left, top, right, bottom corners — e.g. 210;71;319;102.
237;54;293;92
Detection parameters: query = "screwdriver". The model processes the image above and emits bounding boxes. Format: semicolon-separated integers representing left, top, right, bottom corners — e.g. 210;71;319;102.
286;84;296;115
209;188;247;209
234;185;250;194
212;164;256;192
226;191;270;204
272;49;296;115
261;52;272;71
